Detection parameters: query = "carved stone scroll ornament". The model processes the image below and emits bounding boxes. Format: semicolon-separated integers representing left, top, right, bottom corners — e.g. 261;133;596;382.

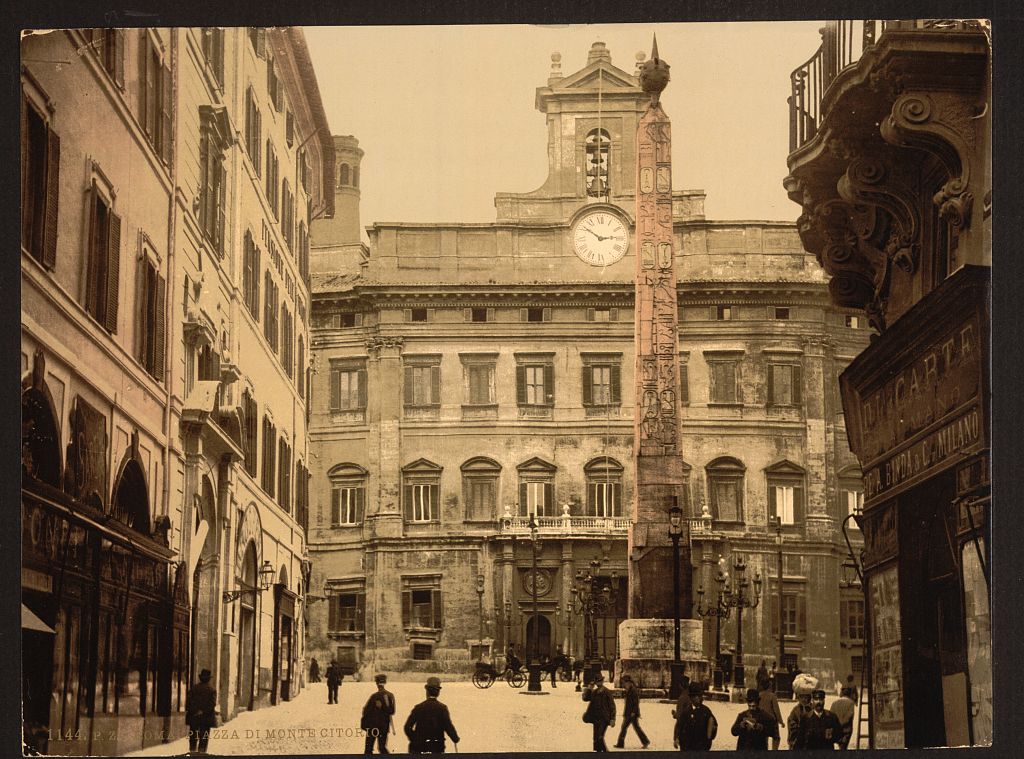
881;91;981;237
365;335;404;355
837;153;921;275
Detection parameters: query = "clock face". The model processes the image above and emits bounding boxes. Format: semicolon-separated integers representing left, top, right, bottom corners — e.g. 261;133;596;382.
572;211;629;266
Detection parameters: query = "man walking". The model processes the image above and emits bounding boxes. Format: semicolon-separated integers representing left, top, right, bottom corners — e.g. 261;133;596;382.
787;685;815;749
404;677;460;754
582;672;616;752
309;657;320;684
326;660;342;705
829;687;857;750
186;668;217;755
758;679;784;750
756;660;770;692
731;688;778;751
674;681;717;751
362;674;396;754
798;689;843;750
613;675;649;749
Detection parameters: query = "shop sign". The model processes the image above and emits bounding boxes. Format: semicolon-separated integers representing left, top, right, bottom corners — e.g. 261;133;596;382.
22;567;52;594
861;502;898;569
863;405;982;501
853;313;983;464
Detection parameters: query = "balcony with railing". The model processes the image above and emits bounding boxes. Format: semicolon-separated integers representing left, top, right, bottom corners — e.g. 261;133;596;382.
789;20;986;153
498;513;630;536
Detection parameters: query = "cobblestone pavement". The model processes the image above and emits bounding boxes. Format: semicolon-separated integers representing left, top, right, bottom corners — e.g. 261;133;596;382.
127;680;861;754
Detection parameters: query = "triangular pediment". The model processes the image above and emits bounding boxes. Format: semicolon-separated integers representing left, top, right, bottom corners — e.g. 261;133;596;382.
557;62;638;92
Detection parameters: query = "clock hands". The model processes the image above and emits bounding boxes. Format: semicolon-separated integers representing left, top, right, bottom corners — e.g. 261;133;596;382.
585;227;609;242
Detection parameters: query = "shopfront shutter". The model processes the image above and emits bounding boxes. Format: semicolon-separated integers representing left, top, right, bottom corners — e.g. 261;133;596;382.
516;365;526;404
432;589;443;629
330;487;340;526
153;275;166;381
610;364;621;404
43;128;60;269
582;365;593;405
104;211;121;333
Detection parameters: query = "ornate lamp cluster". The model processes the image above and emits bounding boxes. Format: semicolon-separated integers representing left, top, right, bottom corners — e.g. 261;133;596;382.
568;557;618;689
696;555;762;689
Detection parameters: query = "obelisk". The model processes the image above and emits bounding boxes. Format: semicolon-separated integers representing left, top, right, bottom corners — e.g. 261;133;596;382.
618;36;703;691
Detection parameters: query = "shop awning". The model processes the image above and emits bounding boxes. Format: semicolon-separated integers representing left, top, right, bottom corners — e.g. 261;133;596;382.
22;604;54;634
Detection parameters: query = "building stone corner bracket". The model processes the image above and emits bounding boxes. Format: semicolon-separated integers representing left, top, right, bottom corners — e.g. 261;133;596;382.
365;335;404;356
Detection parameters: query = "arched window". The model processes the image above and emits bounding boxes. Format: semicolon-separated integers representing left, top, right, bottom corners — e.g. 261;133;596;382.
353;165;359;188
585;129;611;197
339;163;350;186
517;457;556;517
461;456;501;521
705;457;745;522
584;457;623;517
765;460;806;526
328;463;367;527
21;353;62;487
112;439;151;535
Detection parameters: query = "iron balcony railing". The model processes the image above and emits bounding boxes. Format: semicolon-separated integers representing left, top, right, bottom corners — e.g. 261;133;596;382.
788;20;986;153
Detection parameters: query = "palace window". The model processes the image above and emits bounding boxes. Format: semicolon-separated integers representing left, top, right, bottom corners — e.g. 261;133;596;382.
517;457;556;517
241;390;258;477
706;352;742;404
841;598;865;641
277;436;291;512
139;31;172;162
265;141;279;217
21;90;60;268
404;356;441;408
522;307;551;323
328;463;367;526
242;231;261;320
263;272;279;351
465;307;493;323
329;361;366;411
407;307;429;322
402;459;442;523
770;592;806;639
402;576;443;629
461;457;501;521
585;457;623;517
460;354;497;406
84;173;121;333
339;313;363;328
582;353;621;407
714;305;734;321
297;337;305;399
586;307;619;322
136;247;166;381
280;305;293;377
200;28;225;86
328;590;365;632
198;106;229;254
773;306;790;320
585;128;611;197
260;415;276;496
768;363;802;407
87;28;125;87
515;354;554;408
244;87;262;175
706;457;745;522
766;460;806;526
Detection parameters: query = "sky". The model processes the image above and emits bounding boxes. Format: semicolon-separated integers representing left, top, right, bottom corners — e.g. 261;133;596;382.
303;22;826;238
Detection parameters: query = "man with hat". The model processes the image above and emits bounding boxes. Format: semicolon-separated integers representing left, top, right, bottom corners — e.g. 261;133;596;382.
798;689;843;750
787;682;815;749
613;674;649;749
582;672;616;751
404;677;459;754
673;681;717;751
326;660;342;705
186;668;217;754
731;688;778;751
362;674;396;754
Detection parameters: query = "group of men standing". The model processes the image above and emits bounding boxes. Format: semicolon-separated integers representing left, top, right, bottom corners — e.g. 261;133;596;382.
578;669;857;752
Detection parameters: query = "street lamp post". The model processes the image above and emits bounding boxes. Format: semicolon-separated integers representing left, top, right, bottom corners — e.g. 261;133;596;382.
770;516;789;697
669;501;684;698
524;514;547;694
717;555;761;690
696;557;731;690
475;574;486;659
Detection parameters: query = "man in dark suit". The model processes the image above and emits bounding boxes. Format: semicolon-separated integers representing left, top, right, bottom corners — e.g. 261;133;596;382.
186;668;217;754
326;660;342;704
362;674;396;754
404;677;459;753
613;674;649;749
731;688;779;751
799;689;843;750
674;681;717;751
582;672;616;752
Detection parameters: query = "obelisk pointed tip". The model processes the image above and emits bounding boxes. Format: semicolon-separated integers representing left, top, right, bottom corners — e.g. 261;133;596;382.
651;33;659;61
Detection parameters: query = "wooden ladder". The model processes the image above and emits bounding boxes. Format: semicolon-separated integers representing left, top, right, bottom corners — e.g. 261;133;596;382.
854;664;871;749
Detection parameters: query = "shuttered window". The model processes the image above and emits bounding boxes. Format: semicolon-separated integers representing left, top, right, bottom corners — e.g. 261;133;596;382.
297;338;305;399
329;593;365;632
466;364;495;405
200;28;224;86
518;481;554;517
516;364;554;406
770;592;806;638
582;359;621;406
277;437;291;512
331;486;364;526
88;29;125;87
841;598;865;640
21;94;60;269
85;183;121;333
768;363;802;407
709;361;738;403
404;364;441;407
260;416;276;496
138;31;171;163
401;585;443;629
265;142;279;217
244;87;262;176
263;273;279;351
329;365;366;411
706;458;745;522
768;482;806;525
137;255;166;381
242;231;261;319
242;391;258;477
679;362;689;405
405;483;439;522
248;27;267;58
198;108;227;254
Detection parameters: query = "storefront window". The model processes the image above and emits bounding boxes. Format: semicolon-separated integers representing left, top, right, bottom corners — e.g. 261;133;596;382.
961;539;991;745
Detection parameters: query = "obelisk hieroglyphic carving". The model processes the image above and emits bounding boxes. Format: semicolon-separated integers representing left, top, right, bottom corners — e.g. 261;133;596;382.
629;37;691;621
